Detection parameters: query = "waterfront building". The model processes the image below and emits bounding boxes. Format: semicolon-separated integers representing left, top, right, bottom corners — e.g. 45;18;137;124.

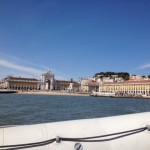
99;80;150;96
80;78;89;92
0;76;38;90
80;78;99;93
38;70;55;90
88;81;99;92
55;80;79;92
0;81;3;89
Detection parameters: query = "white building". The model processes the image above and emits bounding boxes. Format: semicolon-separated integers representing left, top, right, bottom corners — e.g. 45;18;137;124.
102;77;114;83
114;77;124;82
130;75;149;80
38;70;55;90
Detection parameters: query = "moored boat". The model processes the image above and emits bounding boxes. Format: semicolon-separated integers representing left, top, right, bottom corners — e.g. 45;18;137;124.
0;89;17;94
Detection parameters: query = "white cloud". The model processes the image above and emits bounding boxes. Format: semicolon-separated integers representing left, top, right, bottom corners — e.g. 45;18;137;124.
0;54;72;80
0;59;42;75
0;53;49;70
138;63;150;69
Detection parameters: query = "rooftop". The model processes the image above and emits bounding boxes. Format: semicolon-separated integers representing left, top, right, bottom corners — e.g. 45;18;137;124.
103;80;150;85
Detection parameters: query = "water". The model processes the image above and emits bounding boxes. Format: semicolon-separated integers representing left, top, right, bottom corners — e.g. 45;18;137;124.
0;94;150;126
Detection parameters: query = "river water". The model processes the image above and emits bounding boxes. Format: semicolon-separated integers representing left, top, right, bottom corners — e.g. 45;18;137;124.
0;94;150;126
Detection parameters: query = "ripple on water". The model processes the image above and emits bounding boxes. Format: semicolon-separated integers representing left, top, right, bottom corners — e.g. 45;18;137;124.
0;94;150;125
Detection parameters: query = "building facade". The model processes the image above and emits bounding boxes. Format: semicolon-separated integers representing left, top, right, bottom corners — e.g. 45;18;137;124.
99;80;150;96
38;70;55;90
0;76;38;90
55;80;79;92
80;78;99;93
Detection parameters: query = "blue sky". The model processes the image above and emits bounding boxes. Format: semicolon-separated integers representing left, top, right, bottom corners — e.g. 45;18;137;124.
0;0;150;80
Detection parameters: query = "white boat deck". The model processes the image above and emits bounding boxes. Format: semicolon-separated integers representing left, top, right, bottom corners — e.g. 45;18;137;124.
0;112;150;150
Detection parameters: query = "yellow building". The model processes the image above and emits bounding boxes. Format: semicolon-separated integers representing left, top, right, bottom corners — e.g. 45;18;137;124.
80;78;99;93
0;76;38;90
99;80;150;96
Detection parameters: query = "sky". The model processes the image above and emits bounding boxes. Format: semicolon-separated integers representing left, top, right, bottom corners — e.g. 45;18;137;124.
0;0;150;80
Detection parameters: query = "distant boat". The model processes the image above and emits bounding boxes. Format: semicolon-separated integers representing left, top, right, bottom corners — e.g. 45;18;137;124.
0;89;17;93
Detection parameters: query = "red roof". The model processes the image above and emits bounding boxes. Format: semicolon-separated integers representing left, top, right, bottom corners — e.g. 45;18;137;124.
88;81;99;86
5;76;38;81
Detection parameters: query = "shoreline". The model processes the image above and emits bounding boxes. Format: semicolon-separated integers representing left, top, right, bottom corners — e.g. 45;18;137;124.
3;90;150;99
90;94;150;99
16;91;89;97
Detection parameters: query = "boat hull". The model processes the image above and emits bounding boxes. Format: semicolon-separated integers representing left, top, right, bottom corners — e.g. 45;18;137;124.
0;112;150;150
